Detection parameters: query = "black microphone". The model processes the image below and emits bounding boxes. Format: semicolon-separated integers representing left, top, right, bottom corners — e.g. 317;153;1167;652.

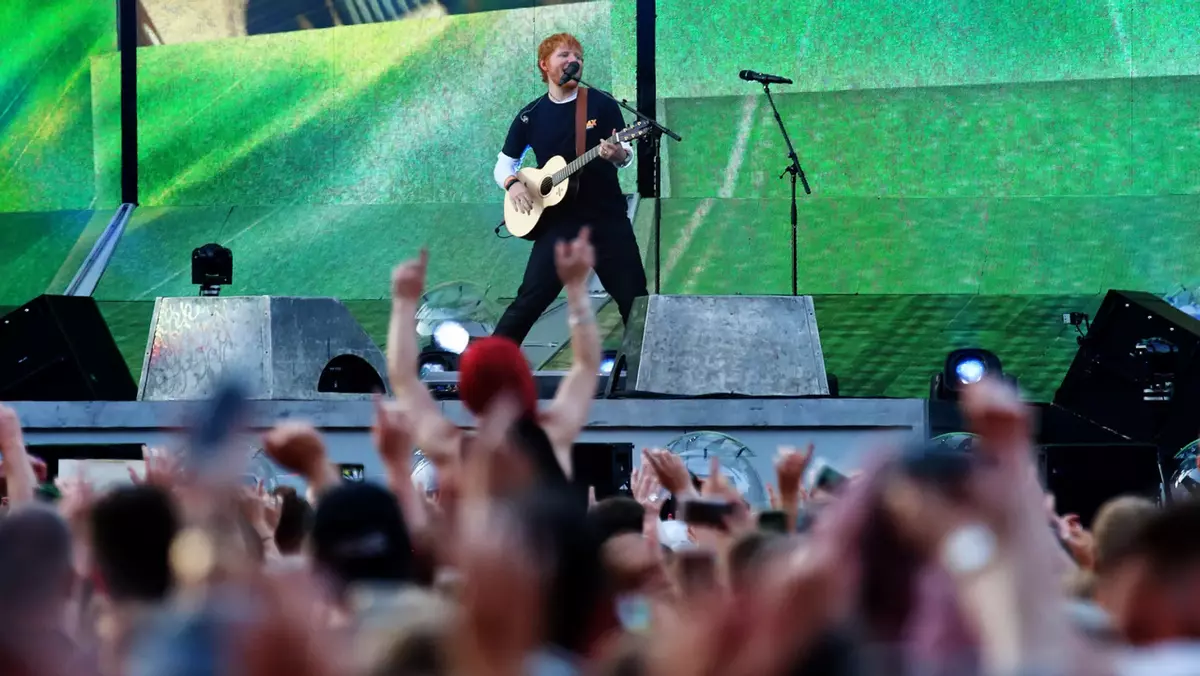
558;62;580;86
739;69;793;85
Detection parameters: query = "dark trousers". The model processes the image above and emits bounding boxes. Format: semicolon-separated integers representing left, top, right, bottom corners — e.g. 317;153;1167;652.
494;216;648;345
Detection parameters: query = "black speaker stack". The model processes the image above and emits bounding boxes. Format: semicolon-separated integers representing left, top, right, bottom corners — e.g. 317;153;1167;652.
570;442;634;507
1042;290;1200;523
0;295;136;402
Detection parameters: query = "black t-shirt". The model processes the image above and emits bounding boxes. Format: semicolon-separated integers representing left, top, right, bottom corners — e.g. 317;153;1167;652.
501;92;628;226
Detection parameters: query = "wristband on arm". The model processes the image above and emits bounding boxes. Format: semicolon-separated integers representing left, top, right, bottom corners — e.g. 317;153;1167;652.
504;176;520;191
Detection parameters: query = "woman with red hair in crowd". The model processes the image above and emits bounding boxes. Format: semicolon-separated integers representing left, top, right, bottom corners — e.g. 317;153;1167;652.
385;227;601;493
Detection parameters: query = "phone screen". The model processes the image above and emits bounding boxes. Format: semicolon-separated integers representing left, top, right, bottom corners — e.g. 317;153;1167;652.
805;458;849;495
339;464;365;482
678;498;734;529
757;510;789;534
815;465;848;493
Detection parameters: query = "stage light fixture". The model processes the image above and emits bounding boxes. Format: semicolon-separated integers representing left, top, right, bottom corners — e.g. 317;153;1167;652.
599;349;618;376
931;348;1005;400
432;320;471;355
191;243;232;297
415;281;501;360
955;358;986;385
418;348;458;379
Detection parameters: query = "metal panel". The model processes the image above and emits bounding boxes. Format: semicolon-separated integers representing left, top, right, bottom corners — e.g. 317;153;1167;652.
266;297;389;400
10;397;926;497
140;296;273;400
9;398;926;435
138;296;388;401
619;295;829;396
66;203;135;297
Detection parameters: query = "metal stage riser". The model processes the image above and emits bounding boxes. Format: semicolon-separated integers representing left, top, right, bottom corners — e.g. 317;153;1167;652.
10;399;927;489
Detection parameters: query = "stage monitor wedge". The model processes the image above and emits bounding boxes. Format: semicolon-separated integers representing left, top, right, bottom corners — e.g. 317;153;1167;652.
615;295;829;397
0;295;136;402
139;296;389;401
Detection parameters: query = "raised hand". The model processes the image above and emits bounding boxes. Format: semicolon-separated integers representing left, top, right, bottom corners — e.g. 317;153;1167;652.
885;380;1090;676
0;404;37;506
239;481;280;538
774;444;813;503
55;474;96;534
1057;513;1095;570
701;456;753;535
700;457;739;503
766;483;781;509
554;226;594;287
391;249;428;303
262;422;330;484
0;404;23;450
371;394;413;468
642;448;696;498
961;377;1031;456
631;454;666;512
372;394;439;538
262;483;282;532
128;445;181;487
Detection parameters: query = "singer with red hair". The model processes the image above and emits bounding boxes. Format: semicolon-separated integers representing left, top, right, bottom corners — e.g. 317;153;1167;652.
386;228;602;487
491;32;648;347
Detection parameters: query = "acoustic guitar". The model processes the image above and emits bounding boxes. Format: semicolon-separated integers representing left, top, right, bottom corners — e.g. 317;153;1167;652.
503;120;653;239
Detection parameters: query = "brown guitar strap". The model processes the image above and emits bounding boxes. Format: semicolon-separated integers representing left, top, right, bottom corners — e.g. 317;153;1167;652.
574;87;588;188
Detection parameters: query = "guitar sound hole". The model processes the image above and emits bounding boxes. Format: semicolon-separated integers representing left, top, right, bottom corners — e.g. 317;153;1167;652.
539;177;553;196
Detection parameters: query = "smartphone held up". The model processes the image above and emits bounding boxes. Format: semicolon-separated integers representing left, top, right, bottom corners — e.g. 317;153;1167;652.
678;497;735;530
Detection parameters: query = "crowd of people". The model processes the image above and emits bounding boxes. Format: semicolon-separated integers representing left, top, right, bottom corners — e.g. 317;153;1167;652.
1;228;1199;676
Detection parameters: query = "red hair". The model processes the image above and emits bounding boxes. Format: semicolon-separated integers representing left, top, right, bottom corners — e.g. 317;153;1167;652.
537;32;583;83
458;337;537;417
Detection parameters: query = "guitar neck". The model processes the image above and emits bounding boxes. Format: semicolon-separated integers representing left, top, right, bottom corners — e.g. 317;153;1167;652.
550;134;619;186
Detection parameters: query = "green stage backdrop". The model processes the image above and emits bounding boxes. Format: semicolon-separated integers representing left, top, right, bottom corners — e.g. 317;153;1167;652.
9;0;1200;398
106;1;629;207
0;1;118;314
0;0;117;212
90;0;1200;301
647;0;1200;295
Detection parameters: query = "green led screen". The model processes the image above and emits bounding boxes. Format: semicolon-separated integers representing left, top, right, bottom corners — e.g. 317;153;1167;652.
647;0;1200;295
7;0;1199;397
0;0;118;212
97;0;1199;299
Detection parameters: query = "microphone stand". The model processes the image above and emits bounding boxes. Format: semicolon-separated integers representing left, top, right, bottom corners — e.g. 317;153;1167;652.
760;82;810;296
570;74;681;295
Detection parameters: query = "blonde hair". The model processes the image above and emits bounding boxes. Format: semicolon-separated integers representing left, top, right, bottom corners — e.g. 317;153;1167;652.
1092;495;1157;573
